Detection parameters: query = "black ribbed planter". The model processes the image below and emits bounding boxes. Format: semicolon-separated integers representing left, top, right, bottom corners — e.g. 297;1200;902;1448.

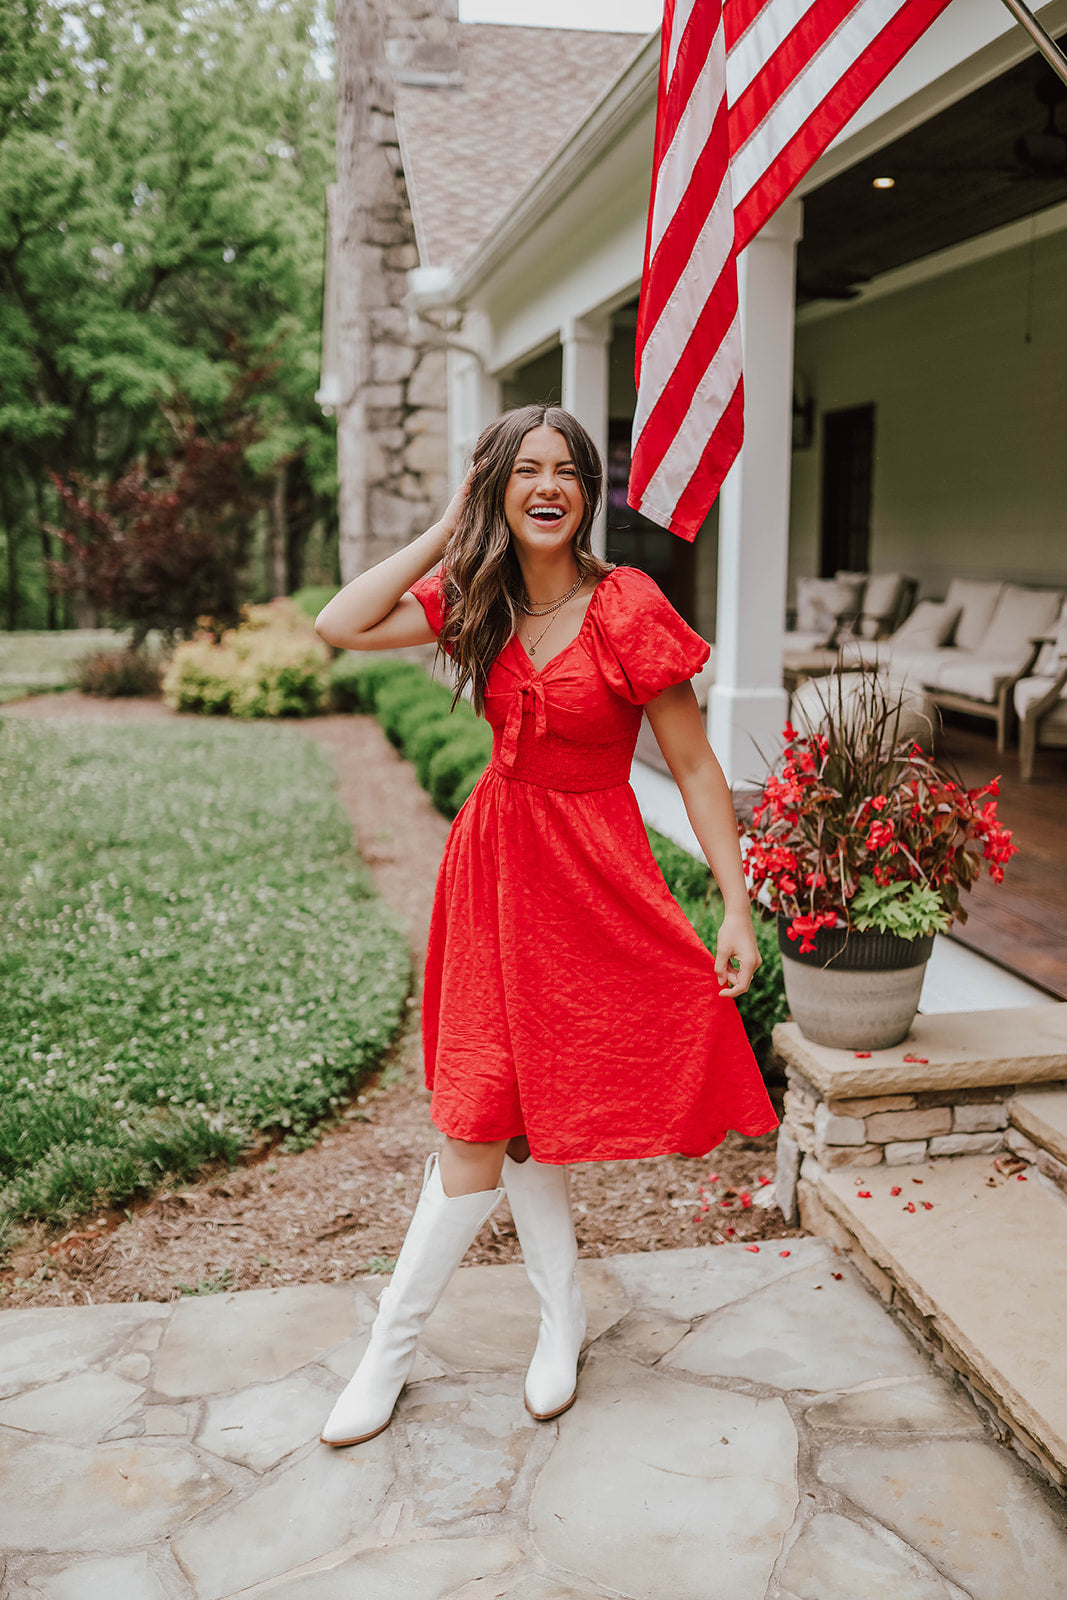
777;915;934;1050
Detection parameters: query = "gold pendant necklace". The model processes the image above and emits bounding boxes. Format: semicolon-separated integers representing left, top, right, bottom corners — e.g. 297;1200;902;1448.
526;611;557;658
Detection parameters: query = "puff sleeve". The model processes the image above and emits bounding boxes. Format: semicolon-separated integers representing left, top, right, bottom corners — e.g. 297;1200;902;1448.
408;568;449;642
587;567;710;706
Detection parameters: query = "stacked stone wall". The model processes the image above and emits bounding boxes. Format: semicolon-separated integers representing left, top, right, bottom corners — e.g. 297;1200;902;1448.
334;0;454;583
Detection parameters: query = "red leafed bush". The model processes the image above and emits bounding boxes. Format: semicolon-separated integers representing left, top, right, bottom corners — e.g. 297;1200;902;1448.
49;374;269;645
744;670;1016;953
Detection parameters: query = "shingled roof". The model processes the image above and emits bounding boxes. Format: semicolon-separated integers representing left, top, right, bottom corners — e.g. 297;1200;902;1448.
394;23;644;272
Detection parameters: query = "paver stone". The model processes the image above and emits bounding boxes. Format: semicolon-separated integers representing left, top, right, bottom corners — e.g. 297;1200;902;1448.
267;1534;524;1600
778;1512;960;1600
23;1550;169;1600
817;1437;1067;1600
154;1284;358;1399
665;1258;929;1391
170;1434;394;1600
530;1352;797;1600
803;1375;983;1433
0;1370;143;1443
0;1303;167;1400
197;1373;340;1472
421;1260;627;1372
0;1432;227;1553
401;1385;537;1524
606;1237;832;1320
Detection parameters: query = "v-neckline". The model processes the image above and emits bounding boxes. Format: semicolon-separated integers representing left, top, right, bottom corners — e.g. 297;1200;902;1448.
513;571;613;676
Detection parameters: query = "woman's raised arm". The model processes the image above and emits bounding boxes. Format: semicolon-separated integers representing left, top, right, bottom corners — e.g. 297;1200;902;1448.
315;471;472;652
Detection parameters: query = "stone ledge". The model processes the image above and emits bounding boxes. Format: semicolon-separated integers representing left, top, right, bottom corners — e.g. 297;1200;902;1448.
774;1004;1067;1099
1011;1087;1067;1168
801;1157;1067;1485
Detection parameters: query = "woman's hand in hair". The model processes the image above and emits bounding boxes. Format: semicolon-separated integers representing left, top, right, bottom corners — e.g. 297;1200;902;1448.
440;462;478;540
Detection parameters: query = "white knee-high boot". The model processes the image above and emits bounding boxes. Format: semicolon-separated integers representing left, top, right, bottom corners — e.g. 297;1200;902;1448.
320;1153;503;1447
503;1153;587;1421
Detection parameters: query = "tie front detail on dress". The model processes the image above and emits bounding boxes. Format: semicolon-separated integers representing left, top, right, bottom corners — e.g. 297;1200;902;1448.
407;565;779;1164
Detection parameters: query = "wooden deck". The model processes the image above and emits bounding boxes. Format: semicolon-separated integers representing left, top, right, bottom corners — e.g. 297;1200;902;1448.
935;722;1067;1000
636;715;1067;1000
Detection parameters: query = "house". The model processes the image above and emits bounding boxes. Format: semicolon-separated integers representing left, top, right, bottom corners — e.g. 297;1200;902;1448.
323;0;1067;994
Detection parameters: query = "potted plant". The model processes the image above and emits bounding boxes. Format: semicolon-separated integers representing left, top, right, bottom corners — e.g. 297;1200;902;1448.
743;671;1016;1050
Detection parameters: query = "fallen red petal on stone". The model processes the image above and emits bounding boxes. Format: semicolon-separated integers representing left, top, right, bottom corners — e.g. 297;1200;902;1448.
857;1191;872;1198
922;1201;934;1210
832;1271;843;1280
854;1051;872;1058
911;1178;924;1184
813;1283;823;1290
902;1054;929;1063
724;1226;736;1237
1017;1173;1028;1181
739;1192;753;1209
745;1244;760;1253
719;1199;733;1209
906;1202;916;1212
707;1172;720;1183
757;1175;772;1186
890;1186;902;1196
779;1250;791;1257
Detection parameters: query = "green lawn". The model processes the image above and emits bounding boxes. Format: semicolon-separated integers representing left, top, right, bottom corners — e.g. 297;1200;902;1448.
0;629;136;703
0;718;410;1247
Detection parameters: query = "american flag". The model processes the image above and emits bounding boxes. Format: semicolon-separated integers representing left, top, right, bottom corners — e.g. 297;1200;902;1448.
629;0;955;541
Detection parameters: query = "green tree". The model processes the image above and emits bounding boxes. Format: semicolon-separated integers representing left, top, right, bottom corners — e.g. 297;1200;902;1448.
0;0;336;628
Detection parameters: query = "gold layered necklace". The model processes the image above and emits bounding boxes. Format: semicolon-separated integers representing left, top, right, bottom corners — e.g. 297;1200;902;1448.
521;574;584;658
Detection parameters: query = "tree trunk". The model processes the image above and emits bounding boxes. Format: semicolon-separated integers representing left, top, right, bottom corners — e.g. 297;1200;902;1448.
270;464;288;598
34;476;58;629
0;473;18;630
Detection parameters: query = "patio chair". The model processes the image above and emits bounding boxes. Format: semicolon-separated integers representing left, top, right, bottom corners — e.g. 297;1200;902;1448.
920;583;1065;752
781;571;914;689
1016;598;1067;782
844;579;1064;752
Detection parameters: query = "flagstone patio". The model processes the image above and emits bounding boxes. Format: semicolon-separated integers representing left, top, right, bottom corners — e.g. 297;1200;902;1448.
2;1237;1065;1600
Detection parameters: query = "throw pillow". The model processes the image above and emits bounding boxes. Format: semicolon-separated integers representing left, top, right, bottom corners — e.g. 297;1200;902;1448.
977;586;1063;666
795;576;865;643
859;572;907;633
891;600;960;650
943;578;1004;651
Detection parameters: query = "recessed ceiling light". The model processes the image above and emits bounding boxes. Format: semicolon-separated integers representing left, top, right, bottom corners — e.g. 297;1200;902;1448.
873;176;895;189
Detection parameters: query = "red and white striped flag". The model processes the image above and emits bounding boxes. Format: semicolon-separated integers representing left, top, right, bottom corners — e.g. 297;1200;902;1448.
629;0;954;540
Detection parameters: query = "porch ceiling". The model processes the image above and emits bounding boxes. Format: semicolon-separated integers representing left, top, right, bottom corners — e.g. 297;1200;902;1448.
798;36;1067;303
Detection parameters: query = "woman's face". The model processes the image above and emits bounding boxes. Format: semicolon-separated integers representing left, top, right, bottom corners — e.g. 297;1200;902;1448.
502;425;585;558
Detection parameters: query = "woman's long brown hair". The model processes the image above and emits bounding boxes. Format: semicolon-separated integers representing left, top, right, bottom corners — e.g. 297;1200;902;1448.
438;405;612;714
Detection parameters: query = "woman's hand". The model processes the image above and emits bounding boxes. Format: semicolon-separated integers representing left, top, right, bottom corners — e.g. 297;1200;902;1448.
440;461;477;541
715;906;762;998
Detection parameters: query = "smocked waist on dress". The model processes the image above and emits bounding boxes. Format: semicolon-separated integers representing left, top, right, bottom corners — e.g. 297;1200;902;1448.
489;709;636;792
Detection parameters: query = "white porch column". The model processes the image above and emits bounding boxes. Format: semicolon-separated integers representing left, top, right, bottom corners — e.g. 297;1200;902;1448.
708;198;802;789
561;313;611;557
447;311;500;491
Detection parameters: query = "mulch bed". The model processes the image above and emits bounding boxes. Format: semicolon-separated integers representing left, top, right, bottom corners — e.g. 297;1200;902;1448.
1;695;802;1308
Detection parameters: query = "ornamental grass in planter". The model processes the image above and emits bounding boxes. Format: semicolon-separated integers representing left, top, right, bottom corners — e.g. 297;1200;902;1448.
744;670;1016;1049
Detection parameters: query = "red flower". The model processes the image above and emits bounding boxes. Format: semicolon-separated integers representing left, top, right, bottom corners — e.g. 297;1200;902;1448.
866;820;895;851
870;795;888;811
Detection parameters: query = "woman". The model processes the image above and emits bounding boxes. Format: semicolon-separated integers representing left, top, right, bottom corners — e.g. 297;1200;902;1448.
314;404;778;1448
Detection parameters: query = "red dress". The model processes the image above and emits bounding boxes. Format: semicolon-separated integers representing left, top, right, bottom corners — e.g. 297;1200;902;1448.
409;565;778;1164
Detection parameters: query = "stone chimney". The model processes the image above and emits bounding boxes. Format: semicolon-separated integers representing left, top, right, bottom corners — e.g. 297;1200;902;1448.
332;0;458;581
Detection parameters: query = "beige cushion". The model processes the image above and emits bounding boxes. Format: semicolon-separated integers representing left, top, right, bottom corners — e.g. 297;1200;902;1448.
885;648;959;689
783;630;834;655
795;575;866;641
1015;675;1067;717
933;657;1025;704
1033;597;1067;677
839;637;886;667
976;586;1062;665
859;572;908;628
943;578;1004;650
890;600;960;650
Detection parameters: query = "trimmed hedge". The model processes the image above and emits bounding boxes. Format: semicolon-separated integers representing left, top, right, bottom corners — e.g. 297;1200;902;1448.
337;655;788;1065
332;655;491;819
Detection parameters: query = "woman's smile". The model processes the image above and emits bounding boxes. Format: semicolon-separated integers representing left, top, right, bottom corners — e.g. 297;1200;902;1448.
504;425;584;550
